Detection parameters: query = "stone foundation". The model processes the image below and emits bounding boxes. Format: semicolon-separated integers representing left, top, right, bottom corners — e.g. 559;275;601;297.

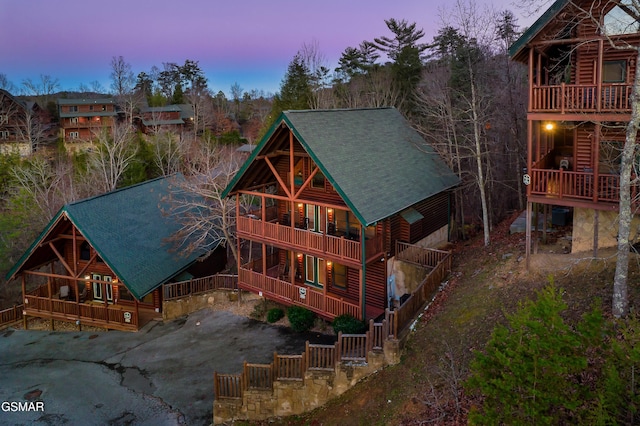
571;208;640;253
162;290;245;321
214;346;394;424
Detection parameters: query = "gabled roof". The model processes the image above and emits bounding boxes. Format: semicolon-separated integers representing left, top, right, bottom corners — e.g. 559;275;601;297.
509;0;571;61
224;107;459;226
7;176;217;299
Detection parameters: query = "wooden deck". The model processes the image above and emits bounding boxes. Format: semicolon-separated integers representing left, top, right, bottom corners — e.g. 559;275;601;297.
531;83;632;113
528;168;639;210
24;295;140;331
236;216;383;266
238;267;361;320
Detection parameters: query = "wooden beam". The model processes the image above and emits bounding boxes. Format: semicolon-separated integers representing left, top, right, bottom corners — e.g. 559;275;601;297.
49;242;75;278
293;167;319;200
264;156;292;198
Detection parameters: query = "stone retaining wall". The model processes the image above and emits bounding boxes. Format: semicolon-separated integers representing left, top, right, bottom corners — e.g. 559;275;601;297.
214;349;393;424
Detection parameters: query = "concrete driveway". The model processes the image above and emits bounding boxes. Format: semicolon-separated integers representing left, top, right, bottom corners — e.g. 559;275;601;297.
0;309;331;425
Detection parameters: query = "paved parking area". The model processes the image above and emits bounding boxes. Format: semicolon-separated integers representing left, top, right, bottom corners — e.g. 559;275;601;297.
0;309;327;425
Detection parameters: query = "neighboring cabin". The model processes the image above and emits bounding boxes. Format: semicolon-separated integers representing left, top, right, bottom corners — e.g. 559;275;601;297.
510;0;640;253
223;107;459;321
5;175;226;331
139;104;194;134
57;98;119;146
0;89;53;155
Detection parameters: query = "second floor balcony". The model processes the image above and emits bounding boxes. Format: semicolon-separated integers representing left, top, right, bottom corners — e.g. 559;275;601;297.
531;83;632;114
236;215;383;265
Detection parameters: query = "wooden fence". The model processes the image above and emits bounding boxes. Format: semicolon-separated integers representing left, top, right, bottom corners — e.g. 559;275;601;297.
214;319;389;399
0;304;24;328
392;243;452;338
163;274;238;301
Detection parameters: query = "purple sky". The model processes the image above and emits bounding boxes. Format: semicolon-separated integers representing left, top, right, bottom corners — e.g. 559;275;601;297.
0;0;542;97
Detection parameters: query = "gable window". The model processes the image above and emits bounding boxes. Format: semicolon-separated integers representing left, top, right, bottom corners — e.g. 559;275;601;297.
603;60;626;83
311;171;325;189
604;1;640;35
80;242;91;260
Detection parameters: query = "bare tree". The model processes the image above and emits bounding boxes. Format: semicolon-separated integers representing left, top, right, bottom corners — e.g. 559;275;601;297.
88;124;138;192
300;40;333;109
163;143;244;265
0;74;17;93
151;130;183;176
21;75;60;108
110;56;138;125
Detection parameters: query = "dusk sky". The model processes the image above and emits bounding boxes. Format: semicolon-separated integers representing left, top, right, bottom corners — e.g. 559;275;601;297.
1;0;543;97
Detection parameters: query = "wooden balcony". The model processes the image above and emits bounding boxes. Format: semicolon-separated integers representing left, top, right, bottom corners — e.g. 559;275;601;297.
529;168;639;210
238;267;361;320
237;216;383;265
531;83;632;113
24;294;139;331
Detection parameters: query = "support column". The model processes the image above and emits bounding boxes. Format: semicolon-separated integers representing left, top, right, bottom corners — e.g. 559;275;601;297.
525;201;532;270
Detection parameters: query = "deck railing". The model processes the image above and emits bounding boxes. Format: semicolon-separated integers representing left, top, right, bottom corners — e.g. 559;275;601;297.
238;267;361;320
531;83;632;113
214;322;382;399
24;295;138;330
392;243;453;338
529;168;640;208
163;274;238;301
237;216;380;264
0;304;24;328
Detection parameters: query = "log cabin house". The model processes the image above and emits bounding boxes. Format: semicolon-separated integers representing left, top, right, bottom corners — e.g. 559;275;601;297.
6;175;225;331
223;108;459;321
139;104;193;134
510;0;640;254
0;89;53;155
57;98;119;145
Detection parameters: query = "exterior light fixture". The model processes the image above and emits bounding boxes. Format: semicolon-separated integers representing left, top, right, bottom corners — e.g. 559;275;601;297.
544;122;555;131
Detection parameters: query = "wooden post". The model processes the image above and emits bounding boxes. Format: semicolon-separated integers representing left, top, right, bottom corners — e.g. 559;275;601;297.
526;201;532;270
22;275;28;330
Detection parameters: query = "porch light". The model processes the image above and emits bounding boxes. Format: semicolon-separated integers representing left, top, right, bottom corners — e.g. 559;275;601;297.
544;122;555;131
297;253;303;259
297;203;303;208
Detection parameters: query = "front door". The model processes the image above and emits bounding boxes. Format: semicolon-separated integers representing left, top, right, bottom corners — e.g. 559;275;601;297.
92;274;113;303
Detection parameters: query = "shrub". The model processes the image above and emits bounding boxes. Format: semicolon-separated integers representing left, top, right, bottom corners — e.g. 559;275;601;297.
331;314;366;335
267;308;285;323
287;306;315;332
465;284;605;425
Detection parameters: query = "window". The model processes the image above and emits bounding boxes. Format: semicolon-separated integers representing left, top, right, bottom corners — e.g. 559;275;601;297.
89;105;94;111
0;131;9;139
80;242;91;260
311;171;325;189
332;263;347;290
0;114;8;124
69;106;78;112
604;1;640;35
69;131;79;139
70;117;78;124
603;60;626;83
599;140;623;174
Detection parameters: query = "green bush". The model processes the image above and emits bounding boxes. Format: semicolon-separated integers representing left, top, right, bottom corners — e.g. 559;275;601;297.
267;308;285;323
331;314;366;335
287;306;315;332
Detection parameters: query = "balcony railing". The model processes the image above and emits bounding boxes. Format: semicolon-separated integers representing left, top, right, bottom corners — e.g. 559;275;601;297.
24;294;139;331
237;216;383;264
531;83;632;113
238;267;361;320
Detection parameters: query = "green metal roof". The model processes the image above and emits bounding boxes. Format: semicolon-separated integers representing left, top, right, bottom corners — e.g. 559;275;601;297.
509;0;569;61
224;107;459;226
7;175;216;300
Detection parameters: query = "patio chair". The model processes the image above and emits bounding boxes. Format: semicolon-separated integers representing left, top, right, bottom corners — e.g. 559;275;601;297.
59;285;70;300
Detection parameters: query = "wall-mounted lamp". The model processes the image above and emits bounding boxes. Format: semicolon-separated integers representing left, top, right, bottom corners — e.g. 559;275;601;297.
544;122;555;131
